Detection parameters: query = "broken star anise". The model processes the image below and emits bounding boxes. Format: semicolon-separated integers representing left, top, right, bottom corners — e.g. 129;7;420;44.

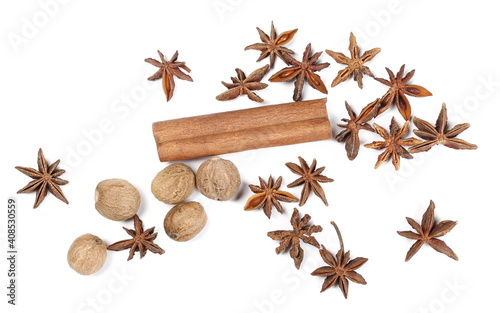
15;148;69;208
364;117;422;170
269;43;330;102
336;99;381;160
267;208;323;269
245;22;298;69
398;200;458;262
326;32;381;89
372;64;432;120
216;65;269;102
409;103;478;153
311;221;368;298
107;214;165;261
145;50;193;102
244;176;298;219
285;157;334;206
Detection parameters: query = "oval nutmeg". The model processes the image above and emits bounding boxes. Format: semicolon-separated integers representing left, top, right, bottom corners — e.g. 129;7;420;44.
164;201;207;242
151;163;196;204
95;178;140;221
196;156;241;201
67;233;107;275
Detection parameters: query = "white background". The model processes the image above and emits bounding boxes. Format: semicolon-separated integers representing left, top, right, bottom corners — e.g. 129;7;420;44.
1;0;499;312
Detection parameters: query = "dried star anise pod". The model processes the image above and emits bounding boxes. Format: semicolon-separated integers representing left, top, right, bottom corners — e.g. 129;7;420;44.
326;32;381;89
15;148;69;208
336;99;381;160
371;65;432;120
269;43;330;102
244;176;298;219
398;200;458;261
267;208;323;269
409;103;478;153
285;157;334;206
216;65;269;102
107;214;165;261
364;117;422;170
245;22;298;69
311;221;368;298
145;50;193;102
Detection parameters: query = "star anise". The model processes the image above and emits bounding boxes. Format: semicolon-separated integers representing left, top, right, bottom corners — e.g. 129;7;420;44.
244;176;298;218
269;43;330;102
372;65;432;120
245;22;298;69
15;148;69;208
326;32;381;89
267;208;323;269
398;200;458;262
409;103;478;153
285;157;334;206
145;50;193;102
311;221;368;298
336;99;381;160
107;214;165;261
364;117;422;170
216;65;269;102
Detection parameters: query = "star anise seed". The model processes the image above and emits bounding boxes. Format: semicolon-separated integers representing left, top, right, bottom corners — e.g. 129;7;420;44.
364;117;422;170
145;50;193;102
311;221;368;298
285;157;334;206
107;214;165;261
268;208;323;269
409;103;478;153
398;200;458;262
15;148;69;208
326;32;381;89
244;176;298;218
216;65;269;102
269;43;330;102
245;22;298;69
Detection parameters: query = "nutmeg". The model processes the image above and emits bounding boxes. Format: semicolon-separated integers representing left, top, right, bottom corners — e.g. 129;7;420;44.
67;234;107;275
151;163;195;204
95;178;140;221
196;156;240;201
164;201;207;242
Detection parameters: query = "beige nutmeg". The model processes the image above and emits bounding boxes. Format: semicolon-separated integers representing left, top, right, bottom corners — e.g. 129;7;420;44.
67;234;107;275
151;163;195;204
196;157;240;201
95;179;140;221
164;201;207;242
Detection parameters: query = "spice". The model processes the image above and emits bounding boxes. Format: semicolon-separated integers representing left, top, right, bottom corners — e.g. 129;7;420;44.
164;201;207;242
311;221;368;298
326;32;381;89
15;148;69;208
244;176;298;218
336;100;380;160
269;43;329;101
244;22;298;69
151;163;196;204
216;65;269;102
397;200;458;261
364;117;422;170
267;208;322;269
107;214;165;261
95;179;140;221
145;50;193;102
372;64;432;120
196;157;241;201
67;234;107;275
409;103;478;153
285;157;334;206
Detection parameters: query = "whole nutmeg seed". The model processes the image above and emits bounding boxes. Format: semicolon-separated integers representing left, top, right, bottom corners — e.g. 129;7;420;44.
95;178;140;221
196;156;240;201
164;201;207;242
151;163;196;204
67;234;107;275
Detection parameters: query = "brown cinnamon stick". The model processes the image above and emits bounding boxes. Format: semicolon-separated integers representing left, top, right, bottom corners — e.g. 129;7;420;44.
152;98;333;162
